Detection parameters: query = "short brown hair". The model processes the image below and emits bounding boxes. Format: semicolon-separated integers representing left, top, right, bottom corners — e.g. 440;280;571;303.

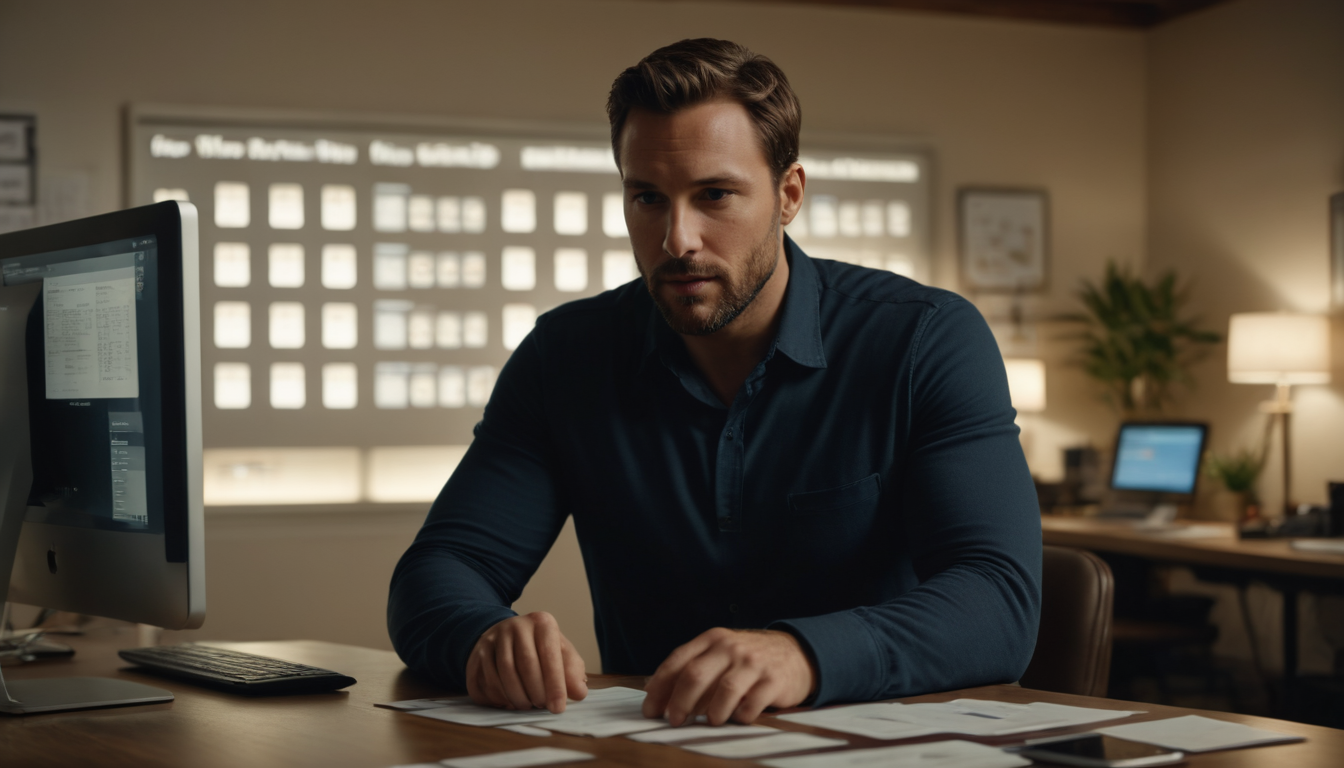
607;38;801;183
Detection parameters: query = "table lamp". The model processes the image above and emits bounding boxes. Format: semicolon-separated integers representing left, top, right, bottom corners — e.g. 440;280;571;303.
1005;358;1046;475
1004;358;1047;414
1227;312;1331;516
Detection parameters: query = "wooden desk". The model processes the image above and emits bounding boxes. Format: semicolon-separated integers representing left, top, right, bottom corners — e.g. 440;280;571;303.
1040;517;1344;582
1041;516;1344;680
3;627;1341;767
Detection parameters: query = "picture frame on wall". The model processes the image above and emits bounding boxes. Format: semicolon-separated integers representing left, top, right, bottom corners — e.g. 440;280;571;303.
1332;191;1344;308
958;187;1049;293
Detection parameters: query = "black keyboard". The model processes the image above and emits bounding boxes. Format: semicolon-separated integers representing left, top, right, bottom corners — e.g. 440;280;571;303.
119;644;357;695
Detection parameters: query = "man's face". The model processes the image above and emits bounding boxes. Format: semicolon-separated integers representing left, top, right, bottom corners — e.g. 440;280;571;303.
618;100;784;336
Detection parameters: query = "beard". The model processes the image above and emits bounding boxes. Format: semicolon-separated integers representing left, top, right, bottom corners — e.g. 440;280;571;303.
642;200;781;337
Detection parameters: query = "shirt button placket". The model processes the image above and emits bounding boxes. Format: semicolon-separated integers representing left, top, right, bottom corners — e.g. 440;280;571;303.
716;407;746;533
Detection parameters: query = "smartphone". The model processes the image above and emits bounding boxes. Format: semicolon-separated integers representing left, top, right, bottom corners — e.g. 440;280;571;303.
1015;734;1185;767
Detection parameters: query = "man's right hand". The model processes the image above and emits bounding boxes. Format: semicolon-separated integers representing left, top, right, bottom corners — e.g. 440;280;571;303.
466;611;588;714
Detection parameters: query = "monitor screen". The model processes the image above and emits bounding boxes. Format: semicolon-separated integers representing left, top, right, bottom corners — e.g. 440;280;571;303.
1110;422;1208;495
1;235;164;534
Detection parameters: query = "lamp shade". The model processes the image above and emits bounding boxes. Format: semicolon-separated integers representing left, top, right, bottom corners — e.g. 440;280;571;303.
1227;312;1331;385
1004;358;1047;413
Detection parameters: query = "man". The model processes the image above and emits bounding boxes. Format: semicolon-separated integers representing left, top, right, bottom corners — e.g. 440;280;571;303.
388;38;1040;727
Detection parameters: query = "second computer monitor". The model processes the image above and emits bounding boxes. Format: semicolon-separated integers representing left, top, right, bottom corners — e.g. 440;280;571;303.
1110;422;1209;496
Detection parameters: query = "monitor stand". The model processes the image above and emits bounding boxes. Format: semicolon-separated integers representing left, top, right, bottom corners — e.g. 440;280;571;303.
0;281;172;715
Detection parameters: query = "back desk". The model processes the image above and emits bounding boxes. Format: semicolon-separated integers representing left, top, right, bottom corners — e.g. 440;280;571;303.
3;628;1342;767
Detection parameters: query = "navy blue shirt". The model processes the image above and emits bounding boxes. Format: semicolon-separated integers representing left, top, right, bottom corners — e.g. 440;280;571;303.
388;238;1041;706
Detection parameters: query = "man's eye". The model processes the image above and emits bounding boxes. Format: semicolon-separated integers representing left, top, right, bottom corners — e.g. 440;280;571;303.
704;188;732;201
634;192;660;205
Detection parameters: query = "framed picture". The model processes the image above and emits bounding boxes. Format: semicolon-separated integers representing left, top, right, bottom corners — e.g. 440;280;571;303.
1332;191;1344;308
958;188;1049;292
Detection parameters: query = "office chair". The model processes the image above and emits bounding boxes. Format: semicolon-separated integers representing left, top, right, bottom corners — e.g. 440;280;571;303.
1020;545;1115;697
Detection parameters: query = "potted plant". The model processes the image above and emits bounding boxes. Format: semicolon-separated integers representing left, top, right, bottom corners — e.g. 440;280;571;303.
1204;447;1264;522
1060;261;1221;416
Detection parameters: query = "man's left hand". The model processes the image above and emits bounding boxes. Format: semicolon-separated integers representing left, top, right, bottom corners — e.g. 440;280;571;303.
641;628;817;726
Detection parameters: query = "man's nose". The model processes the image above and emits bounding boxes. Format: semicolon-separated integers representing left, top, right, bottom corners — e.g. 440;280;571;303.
662;201;702;260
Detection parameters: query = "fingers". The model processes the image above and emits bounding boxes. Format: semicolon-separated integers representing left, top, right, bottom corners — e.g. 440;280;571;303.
466;612;582;714
495;636;535;710
534;615;570;713
478;640;511;708
645;629;818;726
703;668;761;725
561;635;589;702
642;630;719;719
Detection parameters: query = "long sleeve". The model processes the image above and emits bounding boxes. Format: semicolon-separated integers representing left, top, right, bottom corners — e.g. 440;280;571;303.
386;329;567;691
771;298;1042;706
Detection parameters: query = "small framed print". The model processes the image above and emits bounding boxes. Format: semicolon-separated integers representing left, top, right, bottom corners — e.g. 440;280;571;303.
1331;192;1344;307
958;188;1049;293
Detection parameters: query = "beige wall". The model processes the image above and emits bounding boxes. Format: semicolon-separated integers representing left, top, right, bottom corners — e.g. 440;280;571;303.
1149;0;1344;508
1146;0;1344;673
4;0;1150;668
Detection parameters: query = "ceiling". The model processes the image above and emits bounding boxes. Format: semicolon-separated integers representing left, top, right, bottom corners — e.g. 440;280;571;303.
675;0;1234;29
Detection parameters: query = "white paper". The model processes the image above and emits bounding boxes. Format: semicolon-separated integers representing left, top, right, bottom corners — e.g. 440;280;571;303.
626;724;779;743
1096;715;1304;753
408;686;652;735
683;732;847;758
761;739;1031;768
1143;524;1230;539
780;699;1139;739
497;724;553;737
439;747;594;768
1291;539;1344;554
779;704;941;741
44;267;139;399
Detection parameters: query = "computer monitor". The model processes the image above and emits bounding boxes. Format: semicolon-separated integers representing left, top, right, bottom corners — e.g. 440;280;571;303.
0;201;204;713
1110;422;1209;496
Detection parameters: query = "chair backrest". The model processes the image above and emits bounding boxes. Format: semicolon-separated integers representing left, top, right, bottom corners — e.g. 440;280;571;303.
1020;545;1115;697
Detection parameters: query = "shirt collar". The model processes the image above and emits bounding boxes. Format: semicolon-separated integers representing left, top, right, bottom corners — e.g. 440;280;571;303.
633;233;829;377
773;235;828;370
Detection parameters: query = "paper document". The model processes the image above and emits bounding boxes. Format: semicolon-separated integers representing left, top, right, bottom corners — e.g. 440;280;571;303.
682;732;847;758
781;699;1139;739
497;724;552;737
1097;715;1305;752
43;267;140;399
438;747;595;768
761;739;1031;768
405;687;664;736
626;724;779;743
779;702;942;740
1291;539;1344;554
1143;524;1230;539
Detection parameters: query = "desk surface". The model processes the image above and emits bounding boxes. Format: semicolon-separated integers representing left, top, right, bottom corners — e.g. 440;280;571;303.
3;628;1341;767
1040;516;1344;581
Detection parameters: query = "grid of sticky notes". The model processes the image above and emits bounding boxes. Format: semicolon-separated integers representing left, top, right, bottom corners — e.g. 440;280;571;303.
191;181;638;412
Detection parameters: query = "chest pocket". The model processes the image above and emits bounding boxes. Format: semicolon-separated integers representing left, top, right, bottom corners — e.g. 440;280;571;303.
786;472;882;517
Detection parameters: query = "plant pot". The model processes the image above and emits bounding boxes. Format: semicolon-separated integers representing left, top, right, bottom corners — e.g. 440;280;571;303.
1208;490;1250;523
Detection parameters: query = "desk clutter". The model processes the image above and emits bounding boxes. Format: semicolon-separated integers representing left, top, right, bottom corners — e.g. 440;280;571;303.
380;689;1305;767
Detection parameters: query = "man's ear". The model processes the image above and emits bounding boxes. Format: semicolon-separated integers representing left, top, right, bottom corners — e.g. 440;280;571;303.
779;163;806;226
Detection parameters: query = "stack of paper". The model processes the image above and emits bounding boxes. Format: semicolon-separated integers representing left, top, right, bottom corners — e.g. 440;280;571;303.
779;699;1141;739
